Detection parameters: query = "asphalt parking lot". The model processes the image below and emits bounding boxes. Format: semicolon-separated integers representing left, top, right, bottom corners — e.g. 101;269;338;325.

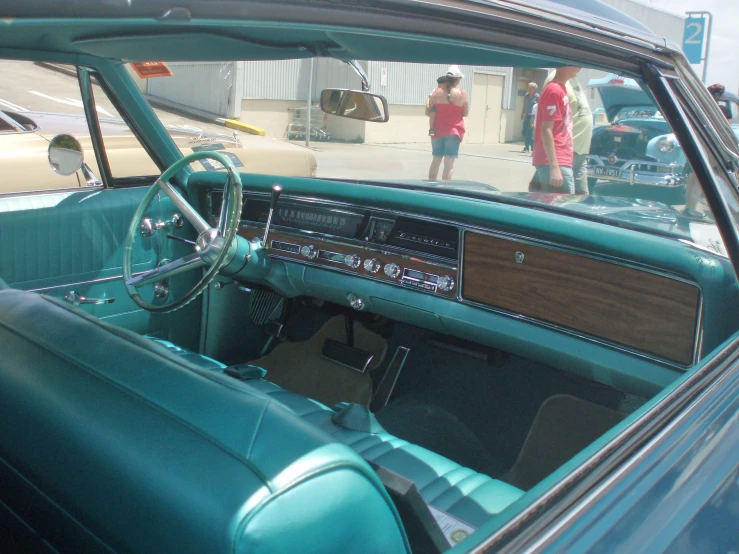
1;60;532;192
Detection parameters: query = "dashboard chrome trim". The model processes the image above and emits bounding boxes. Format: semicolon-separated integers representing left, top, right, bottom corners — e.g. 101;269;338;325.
212;187;706;370
207;189;460;262
269;254;457;299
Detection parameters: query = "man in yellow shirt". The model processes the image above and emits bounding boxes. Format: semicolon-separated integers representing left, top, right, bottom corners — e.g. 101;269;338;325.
542;69;593;194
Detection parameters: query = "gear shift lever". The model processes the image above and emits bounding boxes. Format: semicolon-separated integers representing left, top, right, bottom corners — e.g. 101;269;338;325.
261;184;282;248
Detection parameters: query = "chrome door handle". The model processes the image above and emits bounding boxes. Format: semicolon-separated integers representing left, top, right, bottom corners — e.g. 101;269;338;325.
64;291;115;305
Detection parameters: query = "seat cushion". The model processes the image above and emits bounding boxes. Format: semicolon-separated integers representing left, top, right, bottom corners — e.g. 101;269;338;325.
246;379;525;530
148;340;525;530
0;290;410;554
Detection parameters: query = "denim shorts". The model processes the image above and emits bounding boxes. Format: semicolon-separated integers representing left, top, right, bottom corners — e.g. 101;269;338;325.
534;165;575;194
431;135;461;158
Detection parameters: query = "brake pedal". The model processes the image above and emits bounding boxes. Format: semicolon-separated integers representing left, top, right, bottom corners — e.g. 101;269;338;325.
258;319;287;357
370;346;410;412
322;338;374;373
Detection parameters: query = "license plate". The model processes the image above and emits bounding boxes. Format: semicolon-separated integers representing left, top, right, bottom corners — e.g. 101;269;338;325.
594;167;620;177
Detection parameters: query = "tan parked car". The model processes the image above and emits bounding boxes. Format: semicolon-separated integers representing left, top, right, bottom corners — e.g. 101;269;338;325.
0;109;317;193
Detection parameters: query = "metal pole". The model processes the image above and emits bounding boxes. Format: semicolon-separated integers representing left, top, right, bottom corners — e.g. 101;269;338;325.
702;12;713;83
306;58;314;149
686;11;713;83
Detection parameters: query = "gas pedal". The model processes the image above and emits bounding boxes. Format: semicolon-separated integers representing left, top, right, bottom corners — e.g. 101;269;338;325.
370;346;410;412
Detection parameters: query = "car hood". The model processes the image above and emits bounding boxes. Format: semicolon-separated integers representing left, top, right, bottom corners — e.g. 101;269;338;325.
588;74;652;122
24;110;243;151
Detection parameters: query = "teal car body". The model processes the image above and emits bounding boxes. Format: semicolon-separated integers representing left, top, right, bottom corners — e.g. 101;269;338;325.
1;1;739;553
588;74;686;188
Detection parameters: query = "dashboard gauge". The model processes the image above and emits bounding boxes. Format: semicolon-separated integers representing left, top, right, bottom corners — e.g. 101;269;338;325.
369;218;395;243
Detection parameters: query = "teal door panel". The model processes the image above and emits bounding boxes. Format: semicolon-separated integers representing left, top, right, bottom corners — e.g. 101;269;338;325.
0;187;202;350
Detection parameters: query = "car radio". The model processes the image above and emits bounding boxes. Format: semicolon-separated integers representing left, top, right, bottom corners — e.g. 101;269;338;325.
401;268;455;293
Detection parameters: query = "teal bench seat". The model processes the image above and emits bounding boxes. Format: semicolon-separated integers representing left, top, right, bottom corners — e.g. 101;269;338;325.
150;340;525;529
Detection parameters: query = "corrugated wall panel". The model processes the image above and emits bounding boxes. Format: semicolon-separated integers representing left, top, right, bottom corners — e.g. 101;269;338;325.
314;59;363;97
239;59;515;108
147;62;234;117
242;59;310;100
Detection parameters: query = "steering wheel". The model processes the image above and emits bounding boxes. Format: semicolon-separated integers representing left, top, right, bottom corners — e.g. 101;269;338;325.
123;151;243;312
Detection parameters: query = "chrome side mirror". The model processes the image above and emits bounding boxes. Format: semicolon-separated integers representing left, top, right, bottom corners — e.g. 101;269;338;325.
320;89;389;123
48;134;84;176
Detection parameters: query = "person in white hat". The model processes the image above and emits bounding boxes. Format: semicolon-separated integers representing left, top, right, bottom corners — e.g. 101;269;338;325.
426;65;469;180
446;65;464;79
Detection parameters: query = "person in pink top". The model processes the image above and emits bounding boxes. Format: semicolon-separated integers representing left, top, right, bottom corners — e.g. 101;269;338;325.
426;65;469;181
532;66;581;193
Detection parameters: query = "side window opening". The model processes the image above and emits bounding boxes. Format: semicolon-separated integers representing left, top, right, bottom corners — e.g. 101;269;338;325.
0;60;100;194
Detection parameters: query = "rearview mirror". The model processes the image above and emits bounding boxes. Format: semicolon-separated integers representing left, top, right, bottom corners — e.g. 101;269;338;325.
48;134;84;176
320;89;389;122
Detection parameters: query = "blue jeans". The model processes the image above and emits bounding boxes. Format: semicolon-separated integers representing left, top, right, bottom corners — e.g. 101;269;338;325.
523;115;533;150
572;153;589;194
534;165;575;194
431;135;461;158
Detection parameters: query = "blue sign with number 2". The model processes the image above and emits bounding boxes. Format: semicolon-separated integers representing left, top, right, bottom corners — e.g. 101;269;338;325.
683;17;705;64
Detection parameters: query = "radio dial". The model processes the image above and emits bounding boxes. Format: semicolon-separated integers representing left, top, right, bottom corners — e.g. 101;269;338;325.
344;254;362;268
437;275;455;292
301;245;317;259
384;263;401;278
363;258;381;274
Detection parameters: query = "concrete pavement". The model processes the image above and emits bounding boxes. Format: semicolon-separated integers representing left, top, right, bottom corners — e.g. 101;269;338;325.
307;141;534;192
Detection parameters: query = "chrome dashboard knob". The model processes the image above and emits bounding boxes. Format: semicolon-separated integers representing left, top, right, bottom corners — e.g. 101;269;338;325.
437;275;455;292
363;258;381;273
344;254;361;268
301;244;317;259
383;263;401;278
348;293;364;311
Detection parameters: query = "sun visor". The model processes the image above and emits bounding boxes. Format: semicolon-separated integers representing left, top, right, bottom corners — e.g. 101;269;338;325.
72;33;316;62
325;31;563;68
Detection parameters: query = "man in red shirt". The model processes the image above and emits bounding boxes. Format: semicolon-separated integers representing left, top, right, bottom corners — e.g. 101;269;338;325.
532;66;581;193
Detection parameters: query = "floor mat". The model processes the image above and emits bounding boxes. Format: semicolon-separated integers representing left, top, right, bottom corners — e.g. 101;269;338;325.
251;315;388;407
502;394;627;490
377;398;503;477
381;323;632;477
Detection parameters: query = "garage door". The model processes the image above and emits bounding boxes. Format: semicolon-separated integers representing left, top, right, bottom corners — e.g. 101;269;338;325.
467;73;504;144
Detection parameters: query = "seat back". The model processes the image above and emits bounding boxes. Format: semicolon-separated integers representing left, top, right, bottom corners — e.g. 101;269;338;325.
0;289;409;554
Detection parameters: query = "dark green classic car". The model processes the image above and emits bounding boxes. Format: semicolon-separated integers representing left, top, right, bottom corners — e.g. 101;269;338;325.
1;1;739;553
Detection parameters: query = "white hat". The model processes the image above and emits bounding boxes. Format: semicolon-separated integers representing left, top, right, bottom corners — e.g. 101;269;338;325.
446;65;464;79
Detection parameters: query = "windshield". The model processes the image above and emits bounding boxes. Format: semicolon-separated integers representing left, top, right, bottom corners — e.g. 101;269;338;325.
0;57;721;255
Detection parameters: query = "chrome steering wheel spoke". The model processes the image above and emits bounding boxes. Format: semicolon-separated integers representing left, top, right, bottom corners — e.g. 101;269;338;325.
217;169;234;237
157;178;210;234
125;253;205;289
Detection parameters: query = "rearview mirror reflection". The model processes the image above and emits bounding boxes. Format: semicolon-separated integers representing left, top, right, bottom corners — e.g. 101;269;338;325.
320;89;389;122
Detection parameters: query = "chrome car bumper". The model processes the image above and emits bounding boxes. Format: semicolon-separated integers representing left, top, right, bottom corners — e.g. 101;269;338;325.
587;156;685;187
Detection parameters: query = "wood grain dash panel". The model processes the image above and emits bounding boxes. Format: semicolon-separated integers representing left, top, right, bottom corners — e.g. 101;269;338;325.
462;232;700;365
